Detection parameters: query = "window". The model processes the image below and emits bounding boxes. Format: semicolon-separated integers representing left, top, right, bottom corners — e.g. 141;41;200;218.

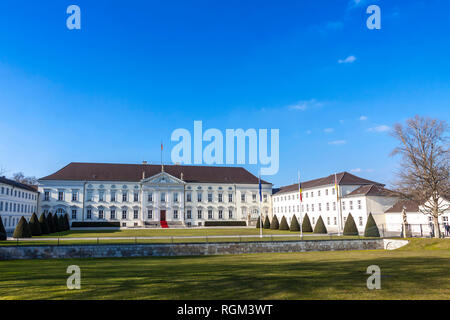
99;191;105;202
218;194;223;203
72;190;78;201
208;210;213;219
311;204;314;212
148;193;153;202
134;210;138;219
99;210;104;219
312;217;315;224
264;194;268;202
122;191;127;202
311;192;314;197
111;191;116;202
333;202;336;211
218;210;223;219
325;189;329;196
332;188;335;195
122;210;127;219
326;203;330;211
197;192;202;202
334;217;337;225
350;201;353;210
173;210;178;219
197;210;202;219
318;203;322;211
342;201;346;211
358;200;362;210
0;187;3;194
241;194;246;202
228;193;233;202
208;193;213;202
173;193;178;203
186;193;192;202
147;210;152;219
187;210;192;219
87;209;92;220
318;190;321;197
87;190;93;201
58;191;64;201
111;210;116;219
228;210;233;219
327;217;330;225
0;201;3;211
160;192;166;203
252;194;257;202
134;192;139;202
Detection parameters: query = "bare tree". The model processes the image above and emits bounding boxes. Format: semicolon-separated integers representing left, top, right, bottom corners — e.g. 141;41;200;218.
12;172;38;186
0;166;6;176
391;115;450;238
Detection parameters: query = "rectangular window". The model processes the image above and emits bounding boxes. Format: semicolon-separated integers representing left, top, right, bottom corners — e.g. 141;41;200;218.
173;210;178;219
358;200;362;210
147;210;152;219
263;194;268;203
186;193;192;202
122;210;127;219
111;191;116;202
87;209;92;220
333;202;336;211
208;210;213;219
342;201;346;211
218;210;223;219
173;193;178;203
241;194;246;202
187;210;192;219
326;203;330;211
134;210;138;219
325;189;329;196
197;192;202;202
252;194;256;202
71;209;76;219
228;210;233;219
334;217;337;225
350;201;353;210
311;192;314;197
134;192;139;202
58;191;64;201
228;193;233;203
359;217;363;226
148;193;153;202
327;217;330;225
160;192;166;203
318;203;322;211
318;190;321;197
208;193;213;202
311;204;314;212
99;191;104;202
218;194;223;203
72;190;78;201
332;188;335;195
99;210;104;219
122;191;127;202
0;201;3;211
111;210;116;219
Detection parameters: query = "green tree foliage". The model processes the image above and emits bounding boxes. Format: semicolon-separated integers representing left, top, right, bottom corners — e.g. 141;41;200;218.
270;215;279;230
0;216;7;240
47;212;55;233
301;213;313;233
65;214;71;230
39;213;49;234
343;213;359;236
313;216;328;234
29;213;42;236
263;215;271;229
58;215;66;231
53;214;60;232
279;216;289;230
289;214;300;232
364;213;380;237
13;216;32;238
255;216;262;229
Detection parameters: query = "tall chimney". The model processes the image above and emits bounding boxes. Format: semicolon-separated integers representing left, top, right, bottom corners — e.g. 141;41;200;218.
180;172;184;180
142;171;145;179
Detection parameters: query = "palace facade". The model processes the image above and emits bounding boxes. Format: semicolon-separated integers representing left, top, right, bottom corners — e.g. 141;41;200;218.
37;162;272;227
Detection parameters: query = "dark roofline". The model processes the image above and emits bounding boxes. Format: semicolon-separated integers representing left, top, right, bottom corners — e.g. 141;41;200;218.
0;176;39;192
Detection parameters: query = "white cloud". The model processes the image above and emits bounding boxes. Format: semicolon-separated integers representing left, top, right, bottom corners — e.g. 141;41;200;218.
328;140;347;145
324;128;334;133
288;99;324;111
338;55;357;64
359;116;368;121
368;125;390;133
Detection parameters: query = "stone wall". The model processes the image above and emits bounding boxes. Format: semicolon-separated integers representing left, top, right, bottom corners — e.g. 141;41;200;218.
0;239;408;260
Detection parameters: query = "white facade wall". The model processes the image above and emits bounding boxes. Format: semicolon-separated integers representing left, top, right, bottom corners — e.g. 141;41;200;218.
0;182;39;232
38;172;272;228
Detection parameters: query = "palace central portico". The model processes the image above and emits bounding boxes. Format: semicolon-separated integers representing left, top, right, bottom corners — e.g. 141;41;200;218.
38;162;272;228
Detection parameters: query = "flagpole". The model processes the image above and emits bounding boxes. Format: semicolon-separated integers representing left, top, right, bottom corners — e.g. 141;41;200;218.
335;173;342;237
298;171;303;239
259;170;263;239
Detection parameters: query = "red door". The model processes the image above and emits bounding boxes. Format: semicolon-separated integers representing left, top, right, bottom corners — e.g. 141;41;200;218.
160;210;166;221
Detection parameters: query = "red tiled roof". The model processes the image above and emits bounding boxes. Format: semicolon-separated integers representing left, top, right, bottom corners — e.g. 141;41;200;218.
273;172;383;195
385;199;421;213
39;162;271;185
345;184;398;197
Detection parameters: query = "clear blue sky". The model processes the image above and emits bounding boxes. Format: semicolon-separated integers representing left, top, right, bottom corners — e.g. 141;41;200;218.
0;0;449;187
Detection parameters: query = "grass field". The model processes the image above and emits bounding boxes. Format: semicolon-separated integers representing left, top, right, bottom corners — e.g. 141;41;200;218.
0;238;449;300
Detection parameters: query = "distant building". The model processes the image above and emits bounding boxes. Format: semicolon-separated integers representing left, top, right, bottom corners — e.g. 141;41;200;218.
272;172;399;233
0;176;39;232
37;162;272;228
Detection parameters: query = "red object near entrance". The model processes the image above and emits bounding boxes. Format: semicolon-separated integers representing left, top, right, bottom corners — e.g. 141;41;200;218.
160;220;169;228
160;210;168;228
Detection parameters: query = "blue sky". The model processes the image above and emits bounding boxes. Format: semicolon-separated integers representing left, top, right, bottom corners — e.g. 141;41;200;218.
0;0;449;187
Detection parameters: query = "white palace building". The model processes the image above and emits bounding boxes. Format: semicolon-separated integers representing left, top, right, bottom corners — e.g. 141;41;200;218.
37;162;272;228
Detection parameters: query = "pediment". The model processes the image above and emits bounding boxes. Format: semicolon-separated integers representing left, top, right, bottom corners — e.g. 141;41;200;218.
142;171;185;185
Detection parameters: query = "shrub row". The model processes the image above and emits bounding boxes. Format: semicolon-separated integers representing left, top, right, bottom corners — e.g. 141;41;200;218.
9;212;71;239
204;221;247;227
71;221;121;228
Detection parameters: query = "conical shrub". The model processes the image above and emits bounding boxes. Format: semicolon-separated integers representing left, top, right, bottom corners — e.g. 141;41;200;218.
364;213;380;237
39;213;49;234
65;213;71;230
263;215;271;229
279;216;289;230
53;213;60;232
0;216;7;240
343;213;359;236
47;212;55;233
313;215;327;234
59;215;66;231
256;216;262;229
270;215;279;230
290;214;300;232
29;213;42;236
13;216;32;238
302;213;313;233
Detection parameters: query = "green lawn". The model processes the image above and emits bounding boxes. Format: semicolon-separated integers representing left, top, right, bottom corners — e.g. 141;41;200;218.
0;238;448;300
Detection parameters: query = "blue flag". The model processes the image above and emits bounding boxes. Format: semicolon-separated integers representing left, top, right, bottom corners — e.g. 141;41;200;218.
259;175;262;202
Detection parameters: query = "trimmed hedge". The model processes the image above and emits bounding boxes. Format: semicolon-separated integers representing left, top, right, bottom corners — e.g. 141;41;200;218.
71;221;121;228
279;216;289;230
302;213;313;233
13;216;32;238
58;215;66;231
0;216;6;240
343;213;359;236
270;215;279;230
289;214;300;232
47;212;55;233
263;215;271;229
39;213;49;234
313;215;327;234
65;214;71;231
204;221;247;227
364;213;380;237
53;214;60;232
29;213;42;236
